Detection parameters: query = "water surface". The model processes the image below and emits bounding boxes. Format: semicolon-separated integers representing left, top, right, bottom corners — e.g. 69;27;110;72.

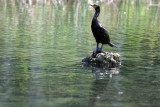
0;0;160;107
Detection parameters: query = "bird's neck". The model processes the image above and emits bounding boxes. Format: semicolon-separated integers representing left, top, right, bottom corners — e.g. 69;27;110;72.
92;9;100;27
93;8;100;20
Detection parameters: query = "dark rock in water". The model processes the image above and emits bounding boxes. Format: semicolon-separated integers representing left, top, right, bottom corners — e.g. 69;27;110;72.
82;52;121;68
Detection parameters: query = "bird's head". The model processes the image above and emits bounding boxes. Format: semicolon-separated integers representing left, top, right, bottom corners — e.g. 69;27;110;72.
90;4;100;11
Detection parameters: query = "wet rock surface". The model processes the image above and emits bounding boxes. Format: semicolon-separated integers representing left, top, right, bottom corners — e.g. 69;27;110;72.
82;52;121;68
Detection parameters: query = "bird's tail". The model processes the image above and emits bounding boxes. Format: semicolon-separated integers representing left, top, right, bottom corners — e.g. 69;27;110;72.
108;42;118;48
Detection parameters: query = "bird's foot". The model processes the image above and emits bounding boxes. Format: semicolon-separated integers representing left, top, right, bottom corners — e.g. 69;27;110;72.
93;47;102;54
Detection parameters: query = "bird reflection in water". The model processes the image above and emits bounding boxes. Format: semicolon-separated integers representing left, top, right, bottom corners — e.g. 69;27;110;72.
92;67;119;79
82;64;120;79
83;65;123;106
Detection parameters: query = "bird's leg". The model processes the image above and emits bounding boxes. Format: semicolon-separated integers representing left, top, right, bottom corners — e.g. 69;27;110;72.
100;44;103;52
93;43;99;53
96;43;99;51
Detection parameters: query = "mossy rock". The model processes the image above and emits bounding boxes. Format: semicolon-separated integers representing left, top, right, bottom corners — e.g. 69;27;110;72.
82;52;121;68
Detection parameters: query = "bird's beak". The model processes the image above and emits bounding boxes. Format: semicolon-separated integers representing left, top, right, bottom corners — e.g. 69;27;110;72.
90;4;93;6
89;4;96;9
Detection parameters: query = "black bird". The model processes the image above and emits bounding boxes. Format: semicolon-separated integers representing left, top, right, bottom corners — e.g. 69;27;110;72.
90;4;117;53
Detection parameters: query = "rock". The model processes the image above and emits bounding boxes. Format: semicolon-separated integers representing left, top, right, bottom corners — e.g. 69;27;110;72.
96;53;105;62
82;51;121;68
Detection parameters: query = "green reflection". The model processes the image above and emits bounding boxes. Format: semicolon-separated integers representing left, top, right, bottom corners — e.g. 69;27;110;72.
0;0;160;107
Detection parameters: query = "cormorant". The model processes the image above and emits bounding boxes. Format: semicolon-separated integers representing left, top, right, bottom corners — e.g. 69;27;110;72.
90;4;117;53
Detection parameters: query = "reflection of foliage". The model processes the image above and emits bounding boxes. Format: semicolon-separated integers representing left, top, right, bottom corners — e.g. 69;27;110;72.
0;0;160;107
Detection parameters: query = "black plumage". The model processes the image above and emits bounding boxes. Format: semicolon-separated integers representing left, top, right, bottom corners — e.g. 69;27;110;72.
90;4;117;53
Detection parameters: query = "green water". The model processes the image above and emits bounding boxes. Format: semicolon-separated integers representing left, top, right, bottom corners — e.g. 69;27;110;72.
0;0;160;107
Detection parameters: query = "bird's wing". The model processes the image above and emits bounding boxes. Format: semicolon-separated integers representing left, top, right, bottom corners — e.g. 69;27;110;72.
99;24;110;42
